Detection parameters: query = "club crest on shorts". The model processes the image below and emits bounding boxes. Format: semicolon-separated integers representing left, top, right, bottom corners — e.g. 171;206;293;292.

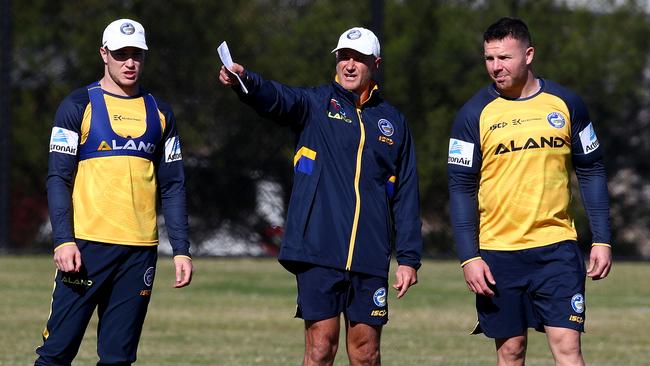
571;293;585;314
373;287;387;307
377;119;394;137
143;266;155;287
547;112;566;128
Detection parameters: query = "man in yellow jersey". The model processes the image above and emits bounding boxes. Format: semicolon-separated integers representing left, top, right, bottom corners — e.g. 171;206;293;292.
448;17;612;366
36;18;192;366
219;27;422;366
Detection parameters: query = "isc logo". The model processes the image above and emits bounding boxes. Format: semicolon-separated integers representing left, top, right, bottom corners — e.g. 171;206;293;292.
370;310;387;317
568;315;584;324
489;122;508;131
378;136;394;145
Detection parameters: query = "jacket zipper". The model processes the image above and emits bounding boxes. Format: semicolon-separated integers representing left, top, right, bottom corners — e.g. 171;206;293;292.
346;107;366;270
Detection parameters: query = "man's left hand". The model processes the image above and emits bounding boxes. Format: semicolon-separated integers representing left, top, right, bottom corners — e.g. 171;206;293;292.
173;256;194;288
393;265;418;299
587;245;612;280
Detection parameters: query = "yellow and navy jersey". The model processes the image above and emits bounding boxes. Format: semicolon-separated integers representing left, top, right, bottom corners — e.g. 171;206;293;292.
47;82;190;256
447;79;610;264
236;71;422;277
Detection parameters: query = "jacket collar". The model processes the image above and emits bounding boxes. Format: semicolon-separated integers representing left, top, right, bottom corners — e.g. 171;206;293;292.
333;75;380;107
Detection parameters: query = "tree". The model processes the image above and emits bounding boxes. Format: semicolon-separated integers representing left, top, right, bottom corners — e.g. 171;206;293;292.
8;0;650;257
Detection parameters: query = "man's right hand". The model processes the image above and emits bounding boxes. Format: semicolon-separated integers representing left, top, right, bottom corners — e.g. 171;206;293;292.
462;259;496;297
53;243;82;273
219;63;245;86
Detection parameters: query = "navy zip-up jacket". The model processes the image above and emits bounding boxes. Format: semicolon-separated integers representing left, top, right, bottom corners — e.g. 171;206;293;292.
235;71;422;277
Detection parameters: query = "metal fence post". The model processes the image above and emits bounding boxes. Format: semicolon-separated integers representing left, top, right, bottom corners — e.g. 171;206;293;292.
0;0;12;251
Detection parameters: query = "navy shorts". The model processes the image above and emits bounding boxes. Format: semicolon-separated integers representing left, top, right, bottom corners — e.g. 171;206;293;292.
475;241;587;339
294;265;389;326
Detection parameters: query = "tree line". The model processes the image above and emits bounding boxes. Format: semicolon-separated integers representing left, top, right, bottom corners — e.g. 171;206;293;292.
7;0;650;258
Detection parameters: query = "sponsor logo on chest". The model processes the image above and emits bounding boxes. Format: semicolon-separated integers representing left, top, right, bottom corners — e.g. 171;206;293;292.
494;136;568;155
113;114;141;122
489;111;570;155
327;98;352;123
97;139;156;154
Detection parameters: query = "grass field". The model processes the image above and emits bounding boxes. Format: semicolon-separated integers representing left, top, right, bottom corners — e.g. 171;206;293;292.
0;256;648;365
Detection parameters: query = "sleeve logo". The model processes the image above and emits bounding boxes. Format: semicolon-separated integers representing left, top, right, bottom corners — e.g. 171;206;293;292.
448;138;474;167
164;136;183;162
49;127;79;156
578;122;599;154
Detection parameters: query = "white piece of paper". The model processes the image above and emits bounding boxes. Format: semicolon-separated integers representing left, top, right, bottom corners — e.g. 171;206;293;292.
217;41;248;94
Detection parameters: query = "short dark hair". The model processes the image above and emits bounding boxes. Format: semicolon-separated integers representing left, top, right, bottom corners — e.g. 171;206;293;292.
484;17;532;47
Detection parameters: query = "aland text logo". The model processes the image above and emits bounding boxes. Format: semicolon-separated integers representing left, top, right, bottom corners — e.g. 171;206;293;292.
97;139;156;154
327;98;352;123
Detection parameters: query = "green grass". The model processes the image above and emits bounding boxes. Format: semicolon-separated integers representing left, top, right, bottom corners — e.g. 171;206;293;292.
1;256;648;365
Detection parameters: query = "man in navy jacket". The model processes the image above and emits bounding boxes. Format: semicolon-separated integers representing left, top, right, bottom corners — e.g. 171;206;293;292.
219;27;422;366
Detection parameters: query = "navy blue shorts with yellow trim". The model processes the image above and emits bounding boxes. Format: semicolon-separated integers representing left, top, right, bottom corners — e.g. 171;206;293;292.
475;240;587;339
294;264;389;326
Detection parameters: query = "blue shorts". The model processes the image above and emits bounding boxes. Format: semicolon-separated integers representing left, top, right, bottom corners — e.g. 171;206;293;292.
294;265;389;326
474;241;587;339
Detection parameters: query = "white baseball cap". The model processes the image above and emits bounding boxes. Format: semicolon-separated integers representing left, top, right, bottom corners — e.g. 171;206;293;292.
331;27;380;58
102;19;148;51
